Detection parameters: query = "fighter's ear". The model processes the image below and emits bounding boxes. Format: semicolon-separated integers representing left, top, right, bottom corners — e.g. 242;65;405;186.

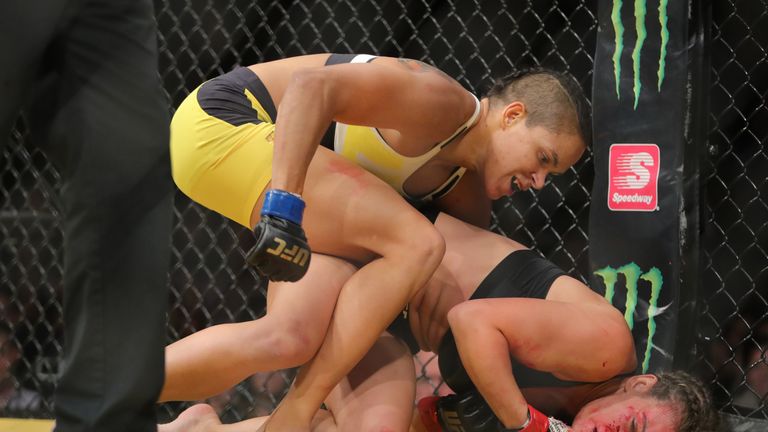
501;101;526;128
621;374;659;395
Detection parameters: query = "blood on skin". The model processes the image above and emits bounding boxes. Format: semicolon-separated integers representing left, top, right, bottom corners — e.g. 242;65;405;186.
597;410;635;432
326;157;368;188
508;338;543;369
574;398;679;432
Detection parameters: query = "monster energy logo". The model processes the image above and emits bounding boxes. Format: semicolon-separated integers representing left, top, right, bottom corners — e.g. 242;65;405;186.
611;0;669;109
594;263;663;373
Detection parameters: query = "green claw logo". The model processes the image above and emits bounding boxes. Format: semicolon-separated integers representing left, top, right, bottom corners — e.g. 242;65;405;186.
611;0;669;109
594;263;666;373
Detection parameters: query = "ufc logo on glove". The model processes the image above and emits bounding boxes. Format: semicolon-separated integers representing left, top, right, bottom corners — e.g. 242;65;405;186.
247;189;312;282
266;237;310;266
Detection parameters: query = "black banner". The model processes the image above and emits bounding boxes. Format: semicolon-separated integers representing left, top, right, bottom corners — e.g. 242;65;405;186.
589;0;689;373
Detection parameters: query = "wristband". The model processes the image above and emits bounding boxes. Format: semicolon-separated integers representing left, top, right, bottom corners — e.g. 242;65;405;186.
260;189;305;225
511;405;570;432
509;407;531;431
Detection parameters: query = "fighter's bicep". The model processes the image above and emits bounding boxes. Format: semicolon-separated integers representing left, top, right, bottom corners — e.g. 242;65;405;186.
479;298;635;381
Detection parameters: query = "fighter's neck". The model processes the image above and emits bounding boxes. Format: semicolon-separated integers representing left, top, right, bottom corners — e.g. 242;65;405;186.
437;97;491;170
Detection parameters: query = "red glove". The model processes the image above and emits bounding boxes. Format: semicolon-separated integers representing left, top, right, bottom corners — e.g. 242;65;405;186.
417;396;444;432
417;394;570;432
519;405;571;432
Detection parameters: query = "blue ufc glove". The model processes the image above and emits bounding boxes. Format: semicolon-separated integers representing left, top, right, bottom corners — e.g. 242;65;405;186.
246;189;311;282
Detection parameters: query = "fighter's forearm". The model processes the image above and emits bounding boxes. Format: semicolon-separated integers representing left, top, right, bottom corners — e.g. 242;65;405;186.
448;305;530;428
270;68;335;194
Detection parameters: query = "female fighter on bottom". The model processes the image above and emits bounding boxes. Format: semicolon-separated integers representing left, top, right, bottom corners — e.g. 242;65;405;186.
160;211;718;432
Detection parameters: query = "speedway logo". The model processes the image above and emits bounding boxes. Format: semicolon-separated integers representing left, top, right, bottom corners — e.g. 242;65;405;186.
594;263;669;373
608;144;659;211
611;0;669;108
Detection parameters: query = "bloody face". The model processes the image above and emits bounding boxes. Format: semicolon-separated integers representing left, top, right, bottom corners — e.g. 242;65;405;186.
571;393;680;432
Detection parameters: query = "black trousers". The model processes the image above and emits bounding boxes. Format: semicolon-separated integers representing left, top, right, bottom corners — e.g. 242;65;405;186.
0;1;172;430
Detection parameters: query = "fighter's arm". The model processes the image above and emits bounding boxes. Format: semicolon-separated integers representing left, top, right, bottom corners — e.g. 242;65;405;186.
446;280;636;429
250;59;475;281
270;58;476;194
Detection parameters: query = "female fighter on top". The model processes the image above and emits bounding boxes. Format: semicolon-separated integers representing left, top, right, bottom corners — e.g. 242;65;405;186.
167;53;589;431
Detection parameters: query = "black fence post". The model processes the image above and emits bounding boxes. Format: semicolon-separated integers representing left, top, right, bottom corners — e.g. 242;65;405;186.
589;0;690;373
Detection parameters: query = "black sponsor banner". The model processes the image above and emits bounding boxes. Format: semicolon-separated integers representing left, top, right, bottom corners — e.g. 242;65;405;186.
589;0;689;373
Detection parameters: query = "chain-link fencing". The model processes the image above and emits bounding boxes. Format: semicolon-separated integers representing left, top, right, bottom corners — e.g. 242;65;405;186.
697;0;768;422
1;0;766;425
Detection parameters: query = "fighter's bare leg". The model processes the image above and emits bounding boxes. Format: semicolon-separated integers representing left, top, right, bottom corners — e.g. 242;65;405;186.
157;404;223;432
259;148;445;431
161;332;416;432
158;405;336;432
160;254;356;401
322;332;416;432
260;334;415;432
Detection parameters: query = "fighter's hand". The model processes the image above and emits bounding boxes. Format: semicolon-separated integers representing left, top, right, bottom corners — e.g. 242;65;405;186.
417;391;501;432
246;190;311;282
417;392;572;432
520;405;571;432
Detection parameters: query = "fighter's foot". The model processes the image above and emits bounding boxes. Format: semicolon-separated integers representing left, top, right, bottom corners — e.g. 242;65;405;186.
158;404;221;432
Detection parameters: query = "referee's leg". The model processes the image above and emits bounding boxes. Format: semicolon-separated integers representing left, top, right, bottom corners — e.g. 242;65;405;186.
49;1;173;430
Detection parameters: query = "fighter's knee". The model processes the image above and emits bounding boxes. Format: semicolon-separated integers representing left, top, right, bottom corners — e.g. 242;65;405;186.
397;221;445;270
422;223;446;262
271;330;318;367
251;321;321;367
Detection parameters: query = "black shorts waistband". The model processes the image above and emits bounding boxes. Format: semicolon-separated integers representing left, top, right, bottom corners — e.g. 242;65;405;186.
470;249;566;301
196;67;277;127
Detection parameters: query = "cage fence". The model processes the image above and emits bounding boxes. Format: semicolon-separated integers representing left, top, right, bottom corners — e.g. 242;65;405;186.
697;0;768;422
0;0;765;425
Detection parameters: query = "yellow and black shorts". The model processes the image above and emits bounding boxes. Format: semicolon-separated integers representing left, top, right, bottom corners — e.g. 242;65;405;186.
170;67;277;228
